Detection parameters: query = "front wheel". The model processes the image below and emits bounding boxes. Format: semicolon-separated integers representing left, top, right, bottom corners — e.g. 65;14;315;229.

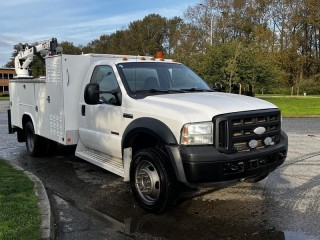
130;148;178;214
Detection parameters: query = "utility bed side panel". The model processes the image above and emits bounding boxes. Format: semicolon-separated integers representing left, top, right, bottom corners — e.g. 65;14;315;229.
35;56;64;143
9;80;37;128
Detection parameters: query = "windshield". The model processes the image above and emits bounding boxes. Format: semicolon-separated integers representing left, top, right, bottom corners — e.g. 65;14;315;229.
116;62;210;96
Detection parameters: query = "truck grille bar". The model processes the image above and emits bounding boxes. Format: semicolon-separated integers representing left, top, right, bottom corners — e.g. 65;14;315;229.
214;109;281;153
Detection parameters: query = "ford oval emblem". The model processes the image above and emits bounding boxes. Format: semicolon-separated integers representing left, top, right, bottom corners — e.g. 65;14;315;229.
254;127;266;135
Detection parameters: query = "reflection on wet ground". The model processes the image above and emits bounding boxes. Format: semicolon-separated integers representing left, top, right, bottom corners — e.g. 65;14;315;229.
50;181;318;240
48;173;288;240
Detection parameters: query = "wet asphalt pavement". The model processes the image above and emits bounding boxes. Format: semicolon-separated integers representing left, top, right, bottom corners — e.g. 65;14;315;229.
1;100;320;240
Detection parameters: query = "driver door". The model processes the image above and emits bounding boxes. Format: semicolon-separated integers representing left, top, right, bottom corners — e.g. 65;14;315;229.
79;65;122;158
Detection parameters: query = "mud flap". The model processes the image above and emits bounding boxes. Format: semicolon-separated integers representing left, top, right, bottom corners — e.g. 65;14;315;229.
123;147;132;182
7;109;14;134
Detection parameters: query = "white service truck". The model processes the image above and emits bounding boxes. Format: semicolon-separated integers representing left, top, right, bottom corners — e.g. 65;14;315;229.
8;39;288;213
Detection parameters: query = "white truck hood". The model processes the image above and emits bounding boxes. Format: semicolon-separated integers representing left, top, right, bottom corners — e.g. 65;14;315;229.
137;92;277;123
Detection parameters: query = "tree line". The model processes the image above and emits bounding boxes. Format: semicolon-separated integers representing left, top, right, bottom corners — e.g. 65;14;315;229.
7;0;320;94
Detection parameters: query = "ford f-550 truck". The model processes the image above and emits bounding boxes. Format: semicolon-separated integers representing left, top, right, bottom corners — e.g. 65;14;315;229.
8;39;288;213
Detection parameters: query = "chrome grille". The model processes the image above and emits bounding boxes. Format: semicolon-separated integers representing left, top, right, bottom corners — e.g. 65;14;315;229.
214;109;281;153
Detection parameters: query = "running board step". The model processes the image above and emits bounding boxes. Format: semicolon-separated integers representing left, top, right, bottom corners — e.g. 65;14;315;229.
76;148;124;178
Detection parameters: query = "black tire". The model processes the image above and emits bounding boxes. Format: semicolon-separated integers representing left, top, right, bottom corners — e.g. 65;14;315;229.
245;174;269;183
25;121;46;157
130;148;178;214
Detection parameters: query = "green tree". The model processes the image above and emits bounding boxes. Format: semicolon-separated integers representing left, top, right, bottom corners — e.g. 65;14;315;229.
163;17;184;56
30;56;45;77
59;41;82;54
5;44;20;68
127;14;167;55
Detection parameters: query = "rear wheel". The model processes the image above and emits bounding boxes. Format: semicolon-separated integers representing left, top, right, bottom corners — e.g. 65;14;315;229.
25;121;46;157
130;148;178;213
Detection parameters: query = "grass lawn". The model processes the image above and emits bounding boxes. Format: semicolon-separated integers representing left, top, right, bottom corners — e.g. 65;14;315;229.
258;96;320;117
0;96;9;101
0;160;40;240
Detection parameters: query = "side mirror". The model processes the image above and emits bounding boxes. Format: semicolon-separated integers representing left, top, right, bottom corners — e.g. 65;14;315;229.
214;81;222;92
84;83;100;105
115;90;122;106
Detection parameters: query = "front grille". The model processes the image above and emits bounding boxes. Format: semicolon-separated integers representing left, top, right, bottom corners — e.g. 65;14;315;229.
214;109;281;153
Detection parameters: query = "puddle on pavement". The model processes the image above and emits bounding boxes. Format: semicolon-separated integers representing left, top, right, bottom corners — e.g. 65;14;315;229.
88;208;318;240
91;196;290;240
87;206;305;240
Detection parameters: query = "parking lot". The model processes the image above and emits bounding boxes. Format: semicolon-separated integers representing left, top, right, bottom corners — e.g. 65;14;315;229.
1;100;320;240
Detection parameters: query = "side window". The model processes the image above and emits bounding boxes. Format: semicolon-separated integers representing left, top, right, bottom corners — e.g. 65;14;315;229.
90;66;119;104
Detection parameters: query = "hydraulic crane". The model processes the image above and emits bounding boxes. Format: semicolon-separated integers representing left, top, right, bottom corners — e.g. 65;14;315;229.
14;38;59;78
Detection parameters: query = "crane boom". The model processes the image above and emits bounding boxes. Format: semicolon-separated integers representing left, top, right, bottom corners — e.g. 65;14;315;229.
14;38;59;78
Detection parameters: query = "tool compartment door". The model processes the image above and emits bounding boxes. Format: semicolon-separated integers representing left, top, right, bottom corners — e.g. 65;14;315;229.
35;56;65;143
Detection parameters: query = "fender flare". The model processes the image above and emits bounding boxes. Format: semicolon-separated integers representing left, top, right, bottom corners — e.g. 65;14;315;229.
122;117;178;150
122;118;188;183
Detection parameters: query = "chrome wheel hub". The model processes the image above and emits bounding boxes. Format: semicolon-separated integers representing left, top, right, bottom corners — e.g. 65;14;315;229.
135;160;160;204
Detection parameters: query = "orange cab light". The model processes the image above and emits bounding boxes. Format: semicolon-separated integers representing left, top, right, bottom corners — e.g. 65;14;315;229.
150;57;155;60
122;57;128;61
156;51;163;59
160;58;165;61
172;59;177;62
141;57;146;60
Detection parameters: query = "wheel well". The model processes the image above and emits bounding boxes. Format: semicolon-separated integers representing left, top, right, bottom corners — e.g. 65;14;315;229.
124;131;180;194
123;131;166;156
17;115;33;142
22;115;33;129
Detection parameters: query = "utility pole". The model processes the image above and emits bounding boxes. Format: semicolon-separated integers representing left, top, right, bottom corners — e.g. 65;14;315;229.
199;4;213;46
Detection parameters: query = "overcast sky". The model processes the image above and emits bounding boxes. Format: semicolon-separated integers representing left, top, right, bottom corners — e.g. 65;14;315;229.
0;0;199;67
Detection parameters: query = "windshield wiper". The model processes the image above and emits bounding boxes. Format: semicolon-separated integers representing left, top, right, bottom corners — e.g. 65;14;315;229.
180;88;214;92
168;89;186;93
149;89;169;93
134;89;167;94
134;89;189;94
136;89;186;93
150;89;191;93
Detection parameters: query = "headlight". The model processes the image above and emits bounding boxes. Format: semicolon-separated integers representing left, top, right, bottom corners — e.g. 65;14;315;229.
180;122;213;145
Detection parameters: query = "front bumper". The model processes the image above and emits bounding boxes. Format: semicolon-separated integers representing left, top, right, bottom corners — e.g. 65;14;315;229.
166;131;288;184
